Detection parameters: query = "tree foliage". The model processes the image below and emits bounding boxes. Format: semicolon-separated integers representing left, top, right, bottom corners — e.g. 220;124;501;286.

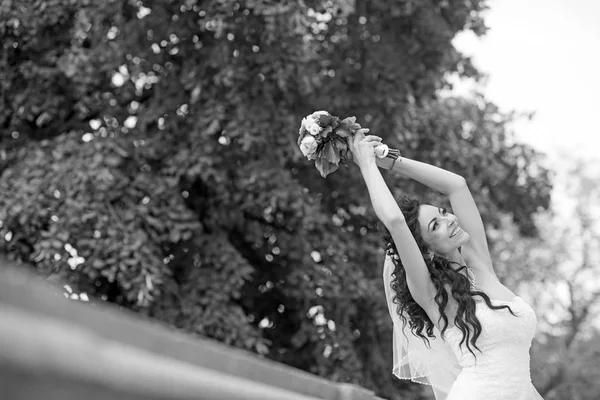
0;0;553;398
488;156;600;400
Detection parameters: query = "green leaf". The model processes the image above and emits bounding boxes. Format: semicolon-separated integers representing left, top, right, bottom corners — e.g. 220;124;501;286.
323;140;341;165
315;157;339;178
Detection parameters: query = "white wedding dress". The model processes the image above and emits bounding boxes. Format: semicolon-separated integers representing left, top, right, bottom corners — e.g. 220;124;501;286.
383;257;544;400
444;295;544;399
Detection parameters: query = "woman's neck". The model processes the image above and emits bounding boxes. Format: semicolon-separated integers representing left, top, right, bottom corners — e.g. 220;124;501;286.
443;249;465;266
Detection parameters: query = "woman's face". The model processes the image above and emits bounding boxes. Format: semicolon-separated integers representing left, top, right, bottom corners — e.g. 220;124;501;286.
417;204;470;256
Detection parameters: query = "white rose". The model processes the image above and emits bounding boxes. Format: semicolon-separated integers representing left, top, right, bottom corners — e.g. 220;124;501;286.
300;135;319;159
309;124;321;136
302;117;322;136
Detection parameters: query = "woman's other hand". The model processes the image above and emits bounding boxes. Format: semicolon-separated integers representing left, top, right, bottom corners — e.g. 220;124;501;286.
348;128;382;169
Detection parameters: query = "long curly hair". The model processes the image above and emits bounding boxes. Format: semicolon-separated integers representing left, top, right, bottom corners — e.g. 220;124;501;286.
383;196;517;358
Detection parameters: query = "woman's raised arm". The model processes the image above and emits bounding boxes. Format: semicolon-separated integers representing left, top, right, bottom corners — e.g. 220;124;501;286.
350;133;437;311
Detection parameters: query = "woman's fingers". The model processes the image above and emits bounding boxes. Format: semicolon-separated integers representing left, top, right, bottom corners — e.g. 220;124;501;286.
362;135;382;142
350;130;382;159
348;138;355;153
360;136;382;150
353;128;369;146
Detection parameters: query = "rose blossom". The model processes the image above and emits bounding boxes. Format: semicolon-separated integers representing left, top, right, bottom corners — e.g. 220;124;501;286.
300;135;319;159
302;117;322;136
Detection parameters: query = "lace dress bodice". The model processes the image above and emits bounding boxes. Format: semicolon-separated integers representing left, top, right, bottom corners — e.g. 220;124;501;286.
444;296;544;399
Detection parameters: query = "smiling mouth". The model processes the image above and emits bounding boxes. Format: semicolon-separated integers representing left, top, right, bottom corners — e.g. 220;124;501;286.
450;225;462;238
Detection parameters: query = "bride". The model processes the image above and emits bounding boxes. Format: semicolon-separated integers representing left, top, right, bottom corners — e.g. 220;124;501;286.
348;130;544;399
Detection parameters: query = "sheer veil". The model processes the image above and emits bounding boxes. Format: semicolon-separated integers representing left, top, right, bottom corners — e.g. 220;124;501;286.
383;255;461;399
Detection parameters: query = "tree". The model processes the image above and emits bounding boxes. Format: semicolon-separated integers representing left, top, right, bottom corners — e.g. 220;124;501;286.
489;156;600;400
532;158;600;399
0;1;552;398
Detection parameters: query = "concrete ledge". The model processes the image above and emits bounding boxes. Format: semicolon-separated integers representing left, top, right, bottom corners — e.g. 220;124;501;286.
0;262;386;400
0;303;323;400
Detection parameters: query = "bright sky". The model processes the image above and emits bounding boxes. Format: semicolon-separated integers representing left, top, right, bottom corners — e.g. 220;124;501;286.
452;0;600;165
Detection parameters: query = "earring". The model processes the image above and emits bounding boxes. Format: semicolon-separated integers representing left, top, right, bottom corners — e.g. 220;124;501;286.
427;251;434;261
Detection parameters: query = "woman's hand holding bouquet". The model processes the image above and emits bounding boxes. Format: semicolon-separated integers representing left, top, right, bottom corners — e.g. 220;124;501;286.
347;130;386;170
297;111;400;178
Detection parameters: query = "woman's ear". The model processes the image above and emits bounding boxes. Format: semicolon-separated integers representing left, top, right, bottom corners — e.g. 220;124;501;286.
427;251;434;261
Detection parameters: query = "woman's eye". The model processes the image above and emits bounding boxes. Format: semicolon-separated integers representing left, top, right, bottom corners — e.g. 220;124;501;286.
434;222;439;230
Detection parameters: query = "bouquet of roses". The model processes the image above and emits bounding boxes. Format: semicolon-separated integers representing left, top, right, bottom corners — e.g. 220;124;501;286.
297;110;400;178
